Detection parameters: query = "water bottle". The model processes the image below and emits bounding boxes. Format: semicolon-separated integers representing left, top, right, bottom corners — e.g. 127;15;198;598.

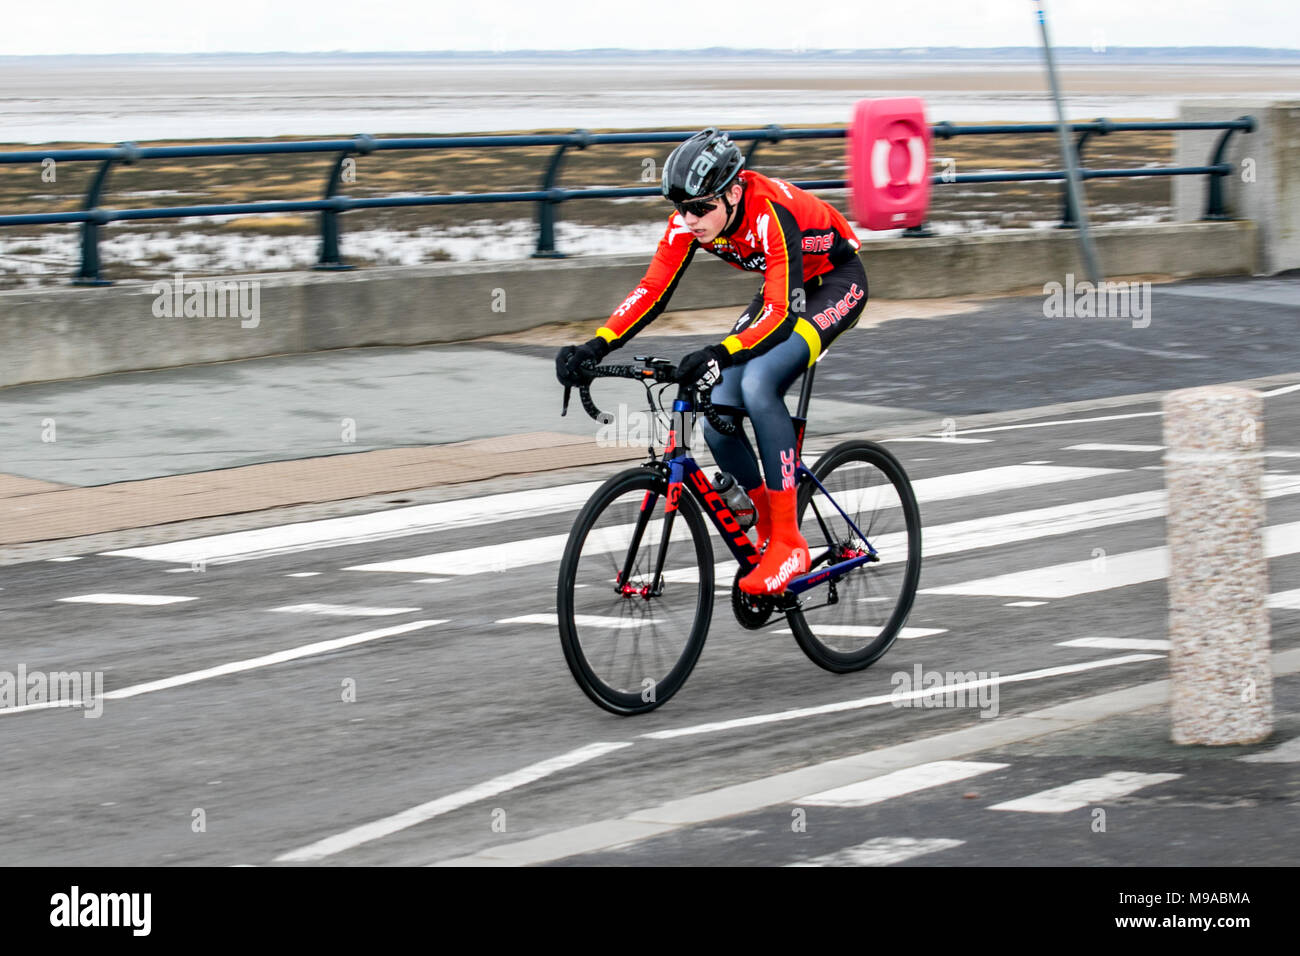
713;472;756;530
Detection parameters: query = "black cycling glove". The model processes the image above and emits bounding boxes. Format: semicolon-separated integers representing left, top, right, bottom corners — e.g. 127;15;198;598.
555;337;611;387
676;344;733;389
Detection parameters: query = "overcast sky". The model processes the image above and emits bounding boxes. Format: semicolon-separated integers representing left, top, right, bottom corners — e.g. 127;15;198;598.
4;1;1298;56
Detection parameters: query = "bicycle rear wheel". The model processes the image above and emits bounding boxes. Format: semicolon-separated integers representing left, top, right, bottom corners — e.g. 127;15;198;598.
786;440;922;673
557;466;714;714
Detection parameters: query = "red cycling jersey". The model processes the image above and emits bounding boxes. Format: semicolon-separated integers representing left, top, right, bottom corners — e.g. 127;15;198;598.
597;169;861;364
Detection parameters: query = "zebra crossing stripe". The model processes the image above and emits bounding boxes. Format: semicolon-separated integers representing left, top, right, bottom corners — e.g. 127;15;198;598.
1268;589;1300;610
1238;735;1300;763
103;465;1116;567
498;613;662;630
787;837;965;867
987;771;1182;813
923;520;1300;599
797;761;1008;807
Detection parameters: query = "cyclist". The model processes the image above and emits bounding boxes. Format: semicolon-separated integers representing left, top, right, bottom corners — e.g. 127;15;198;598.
556;127;868;595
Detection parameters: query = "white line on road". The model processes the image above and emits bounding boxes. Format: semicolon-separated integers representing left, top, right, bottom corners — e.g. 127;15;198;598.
988;771;1181;813
1269;589;1300;610
345;466;1122;577
787;837;965;867
275;741;633;863
885;437;992;444
1065;443;1164;452
639;655;1163;740
270;603;422;617
1261;382;1300;397
1238;735;1300;763
939;411;1163;436
797;760;1008;807
771;626;948;640
1057;637;1172;651
499;613;662;630
58;593;197;606
103;480;608;565
922;520;1300;599
0;620;446;716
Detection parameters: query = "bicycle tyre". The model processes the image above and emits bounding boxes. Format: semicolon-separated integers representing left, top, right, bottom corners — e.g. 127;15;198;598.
557;466;715;714
786;440;922;673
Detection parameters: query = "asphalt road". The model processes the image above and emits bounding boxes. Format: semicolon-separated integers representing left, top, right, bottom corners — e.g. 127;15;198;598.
0;273;1297;866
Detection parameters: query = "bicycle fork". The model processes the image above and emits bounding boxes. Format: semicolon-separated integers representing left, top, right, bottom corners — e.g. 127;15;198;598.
615;487;675;599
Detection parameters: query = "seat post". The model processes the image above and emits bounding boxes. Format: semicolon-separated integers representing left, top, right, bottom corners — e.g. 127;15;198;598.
794;363;817;421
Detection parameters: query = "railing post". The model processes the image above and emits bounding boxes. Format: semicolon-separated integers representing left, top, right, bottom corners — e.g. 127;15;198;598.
744;124;783;169
533;130;590;258
72;141;137;286
1203;116;1255;221
1059;119;1108;229
316;134;374;270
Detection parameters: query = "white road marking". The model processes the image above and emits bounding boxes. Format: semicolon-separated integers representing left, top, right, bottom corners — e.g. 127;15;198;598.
104;465;1114;573
886;437;992;444
639;655;1163;740
1057;637;1172;651
58;593;197;606
0;620;446;716
345;466;1127;578
275;741;633;862
103;480;608;565
46;556;83;562
270;604;421;617
988;771;1181;813
1238;735;1300;763
922;520;1300;598
787;837;965;867
286;572;321;578
1268;589;1300;610
856;464;1120;506
499;613;662;630
1004;601;1047;607
942;411;1163;436
1261;382;1300;397
1065;443;1164;452
797;760;1008;807
772;626;947;640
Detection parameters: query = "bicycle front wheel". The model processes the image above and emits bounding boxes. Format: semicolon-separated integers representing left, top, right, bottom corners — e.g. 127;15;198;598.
786;440;922;673
557;466;714;714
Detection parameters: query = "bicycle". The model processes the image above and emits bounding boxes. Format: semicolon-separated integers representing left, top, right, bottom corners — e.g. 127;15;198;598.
556;355;922;715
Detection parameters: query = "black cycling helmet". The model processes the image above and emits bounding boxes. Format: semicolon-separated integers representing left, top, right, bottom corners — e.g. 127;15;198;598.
661;128;745;202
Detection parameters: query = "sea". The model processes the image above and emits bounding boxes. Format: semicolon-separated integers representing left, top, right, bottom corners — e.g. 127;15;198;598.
4;53;1300;144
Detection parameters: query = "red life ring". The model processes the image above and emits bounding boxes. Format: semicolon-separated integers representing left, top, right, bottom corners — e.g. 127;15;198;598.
848;97;932;230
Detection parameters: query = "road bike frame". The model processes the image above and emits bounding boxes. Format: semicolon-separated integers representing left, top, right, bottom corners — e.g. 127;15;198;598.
629;367;881;601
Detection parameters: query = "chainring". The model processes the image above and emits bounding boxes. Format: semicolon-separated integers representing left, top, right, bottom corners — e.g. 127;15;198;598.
731;565;775;630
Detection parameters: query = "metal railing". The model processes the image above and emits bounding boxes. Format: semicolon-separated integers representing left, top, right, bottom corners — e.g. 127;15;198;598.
0;117;1255;285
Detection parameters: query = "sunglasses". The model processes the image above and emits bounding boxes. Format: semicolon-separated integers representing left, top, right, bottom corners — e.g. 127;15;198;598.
673;196;721;217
